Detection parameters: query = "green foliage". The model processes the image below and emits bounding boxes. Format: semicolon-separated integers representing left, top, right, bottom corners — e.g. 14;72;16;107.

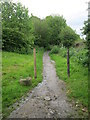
31;16;49;47
60;26;78;48
59;47;88;67
30;15;67;48
70;47;88;67
59;47;67;57
2;1;79;52
82;20;89;35
82;20;90;68
2;50;44;118
2;2;34;53
2;1;80;53
82;19;90;112
45;15;66;46
50;45;59;54
60;26;79;77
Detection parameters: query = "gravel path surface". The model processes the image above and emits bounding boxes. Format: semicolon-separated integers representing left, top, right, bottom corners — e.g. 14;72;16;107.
9;52;79;118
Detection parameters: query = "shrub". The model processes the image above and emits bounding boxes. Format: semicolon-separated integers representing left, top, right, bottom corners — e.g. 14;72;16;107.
59;47;67;57
50;45;59;54
82;56;88;67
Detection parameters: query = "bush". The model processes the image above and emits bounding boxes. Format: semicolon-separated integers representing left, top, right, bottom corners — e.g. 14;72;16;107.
59;47;88;67
50;45;59;54
59;47;67;57
2;2;34;54
69;47;88;67
82;56;88;67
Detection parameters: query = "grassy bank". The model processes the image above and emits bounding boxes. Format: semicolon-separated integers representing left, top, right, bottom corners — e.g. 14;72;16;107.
2;50;44;118
50;47;88;112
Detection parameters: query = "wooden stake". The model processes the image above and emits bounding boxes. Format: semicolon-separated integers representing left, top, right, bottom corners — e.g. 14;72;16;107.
67;48;70;77
33;48;37;79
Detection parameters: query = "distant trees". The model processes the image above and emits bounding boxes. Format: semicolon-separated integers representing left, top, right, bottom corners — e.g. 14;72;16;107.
60;26;78;77
31;15;79;77
2;1;79;60
30;15;66;48
45;15;66;46
30;16;49;48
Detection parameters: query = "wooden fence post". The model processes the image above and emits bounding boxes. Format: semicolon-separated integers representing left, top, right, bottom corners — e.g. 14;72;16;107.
67;48;70;77
33;48;37;79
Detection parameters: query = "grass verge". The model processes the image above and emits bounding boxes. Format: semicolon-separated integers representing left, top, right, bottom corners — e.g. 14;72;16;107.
50;48;88;115
2;50;43;118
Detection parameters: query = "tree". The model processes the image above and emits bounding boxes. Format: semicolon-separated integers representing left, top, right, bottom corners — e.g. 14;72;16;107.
60;26;78;77
2;1;34;53
82;19;90;70
82;19;90;101
31;16;49;48
30;15;67;49
45;15;66;46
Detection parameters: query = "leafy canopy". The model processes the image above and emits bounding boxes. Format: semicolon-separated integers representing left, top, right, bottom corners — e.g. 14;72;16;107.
60;26;78;48
2;2;34;53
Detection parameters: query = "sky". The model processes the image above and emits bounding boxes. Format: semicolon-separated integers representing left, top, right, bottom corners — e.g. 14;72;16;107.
13;0;89;37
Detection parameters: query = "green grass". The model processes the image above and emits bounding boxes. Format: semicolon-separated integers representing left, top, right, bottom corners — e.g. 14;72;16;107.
50;48;88;109
2;50;44;118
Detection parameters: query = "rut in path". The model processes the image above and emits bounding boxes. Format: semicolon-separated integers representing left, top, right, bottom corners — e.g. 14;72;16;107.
9;52;79;118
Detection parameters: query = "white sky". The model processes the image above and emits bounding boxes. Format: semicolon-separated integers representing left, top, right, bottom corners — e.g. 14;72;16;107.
13;0;89;37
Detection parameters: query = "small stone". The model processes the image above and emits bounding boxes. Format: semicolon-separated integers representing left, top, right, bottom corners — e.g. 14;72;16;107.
44;96;51;101
82;108;86;112
58;113;60;115
76;104;79;107
37;97;40;99
51;60;55;64
20;77;32;86
50;110;53;114
49;109;54;114
47;113;50;116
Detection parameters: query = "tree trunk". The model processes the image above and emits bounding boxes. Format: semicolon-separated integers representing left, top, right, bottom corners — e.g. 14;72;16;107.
67;48;70;77
33;48;37;79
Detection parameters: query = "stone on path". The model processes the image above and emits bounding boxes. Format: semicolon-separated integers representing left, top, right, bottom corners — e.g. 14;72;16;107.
44;96;51;101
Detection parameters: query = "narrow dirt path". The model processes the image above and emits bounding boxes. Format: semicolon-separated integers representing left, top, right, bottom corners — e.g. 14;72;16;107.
9;52;79;118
